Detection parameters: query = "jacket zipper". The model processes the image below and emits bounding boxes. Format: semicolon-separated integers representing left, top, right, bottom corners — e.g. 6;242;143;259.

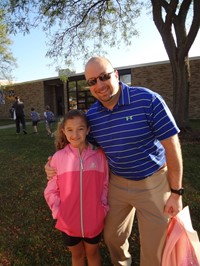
80;156;84;237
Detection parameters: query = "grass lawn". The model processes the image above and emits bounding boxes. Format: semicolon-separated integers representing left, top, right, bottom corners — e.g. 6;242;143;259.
0;120;200;266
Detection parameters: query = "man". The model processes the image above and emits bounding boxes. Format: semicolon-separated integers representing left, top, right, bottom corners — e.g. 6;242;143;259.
45;56;183;266
12;96;27;134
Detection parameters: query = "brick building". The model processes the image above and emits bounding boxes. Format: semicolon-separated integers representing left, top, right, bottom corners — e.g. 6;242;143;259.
0;56;199;119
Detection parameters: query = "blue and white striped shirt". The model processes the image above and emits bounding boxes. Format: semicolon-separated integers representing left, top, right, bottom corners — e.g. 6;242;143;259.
87;82;180;180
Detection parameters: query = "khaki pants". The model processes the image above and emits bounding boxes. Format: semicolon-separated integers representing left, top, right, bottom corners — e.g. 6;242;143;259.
104;167;170;266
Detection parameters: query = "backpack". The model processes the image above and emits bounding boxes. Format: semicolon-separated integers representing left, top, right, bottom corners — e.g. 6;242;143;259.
31;111;40;122
45;111;55;123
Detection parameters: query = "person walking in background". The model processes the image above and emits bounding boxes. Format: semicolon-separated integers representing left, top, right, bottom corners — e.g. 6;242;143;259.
12;96;27;134
45;56;183;266
30;107;40;134
44;109;109;266
44;105;55;137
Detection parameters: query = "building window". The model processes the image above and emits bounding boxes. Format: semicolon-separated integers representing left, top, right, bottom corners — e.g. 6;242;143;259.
68;81;77;109
68;80;95;111
119;74;131;85
8;90;15;97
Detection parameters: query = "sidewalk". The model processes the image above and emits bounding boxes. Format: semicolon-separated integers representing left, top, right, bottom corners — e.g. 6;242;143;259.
0;122;32;129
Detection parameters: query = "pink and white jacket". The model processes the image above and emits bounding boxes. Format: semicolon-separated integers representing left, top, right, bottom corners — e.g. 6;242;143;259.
44;143;109;238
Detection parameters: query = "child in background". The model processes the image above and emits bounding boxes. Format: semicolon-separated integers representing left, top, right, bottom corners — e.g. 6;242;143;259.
30;107;40;134
44;109;109;266
44;105;55;137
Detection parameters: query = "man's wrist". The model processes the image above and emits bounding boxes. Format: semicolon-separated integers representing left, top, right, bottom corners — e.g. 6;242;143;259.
170;187;184;195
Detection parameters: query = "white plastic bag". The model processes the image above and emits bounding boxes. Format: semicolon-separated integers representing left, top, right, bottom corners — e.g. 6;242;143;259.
13;109;16;120
162;206;200;266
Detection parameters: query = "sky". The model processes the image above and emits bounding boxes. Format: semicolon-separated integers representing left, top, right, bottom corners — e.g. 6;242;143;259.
10;11;200;83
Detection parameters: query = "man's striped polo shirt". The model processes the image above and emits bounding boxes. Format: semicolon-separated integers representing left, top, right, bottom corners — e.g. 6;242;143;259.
87;82;180;180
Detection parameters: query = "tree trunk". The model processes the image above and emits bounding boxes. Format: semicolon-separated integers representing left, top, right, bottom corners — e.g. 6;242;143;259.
170;56;190;130
151;0;200;131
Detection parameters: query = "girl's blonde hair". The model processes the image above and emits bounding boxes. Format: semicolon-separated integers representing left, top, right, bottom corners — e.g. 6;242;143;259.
54;109;89;151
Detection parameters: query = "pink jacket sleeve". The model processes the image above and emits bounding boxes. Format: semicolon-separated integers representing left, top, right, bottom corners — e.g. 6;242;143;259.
44;177;60;219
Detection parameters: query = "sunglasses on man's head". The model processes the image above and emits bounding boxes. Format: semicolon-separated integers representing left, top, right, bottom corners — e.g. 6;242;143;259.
86;71;114;87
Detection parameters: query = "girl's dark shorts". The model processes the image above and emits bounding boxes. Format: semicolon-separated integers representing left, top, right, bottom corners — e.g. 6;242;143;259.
62;232;102;247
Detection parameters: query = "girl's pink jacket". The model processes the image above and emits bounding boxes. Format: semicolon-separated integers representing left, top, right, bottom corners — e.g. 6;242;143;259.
44;143;109;238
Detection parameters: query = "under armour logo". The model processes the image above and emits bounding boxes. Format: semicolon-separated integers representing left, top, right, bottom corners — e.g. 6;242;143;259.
125;116;133;121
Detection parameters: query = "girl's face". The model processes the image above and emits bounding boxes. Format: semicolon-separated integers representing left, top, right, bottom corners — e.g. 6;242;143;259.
62;116;90;152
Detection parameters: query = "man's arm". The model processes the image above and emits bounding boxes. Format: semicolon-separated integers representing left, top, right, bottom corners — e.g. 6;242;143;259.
44;156;56;180
44;177;60;219
160;134;183;217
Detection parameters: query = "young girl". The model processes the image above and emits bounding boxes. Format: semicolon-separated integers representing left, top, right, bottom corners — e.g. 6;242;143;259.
44;109;109;266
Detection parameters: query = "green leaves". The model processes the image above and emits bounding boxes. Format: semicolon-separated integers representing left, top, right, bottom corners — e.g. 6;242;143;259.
1;0;142;66
0;9;17;81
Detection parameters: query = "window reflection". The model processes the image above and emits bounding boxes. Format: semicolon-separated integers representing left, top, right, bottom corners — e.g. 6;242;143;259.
120;74;131;85
68;80;95;110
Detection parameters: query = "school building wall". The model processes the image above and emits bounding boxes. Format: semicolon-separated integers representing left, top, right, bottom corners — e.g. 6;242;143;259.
0;80;45;119
0;56;200;119
131;57;200;118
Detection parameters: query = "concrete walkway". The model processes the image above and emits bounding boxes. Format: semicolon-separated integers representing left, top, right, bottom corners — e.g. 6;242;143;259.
0;124;16;129
0;122;32;129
